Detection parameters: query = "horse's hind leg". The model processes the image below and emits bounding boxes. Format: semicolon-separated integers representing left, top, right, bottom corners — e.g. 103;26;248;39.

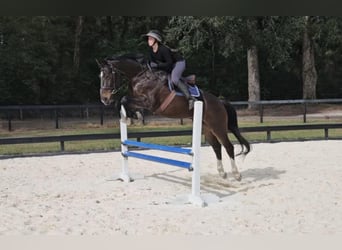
207;123;242;181
220;133;242;181
204;129;227;179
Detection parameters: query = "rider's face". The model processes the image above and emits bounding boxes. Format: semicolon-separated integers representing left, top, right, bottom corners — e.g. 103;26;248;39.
147;36;156;47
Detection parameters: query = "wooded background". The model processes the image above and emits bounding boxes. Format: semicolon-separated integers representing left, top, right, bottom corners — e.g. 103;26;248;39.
1;16;342;105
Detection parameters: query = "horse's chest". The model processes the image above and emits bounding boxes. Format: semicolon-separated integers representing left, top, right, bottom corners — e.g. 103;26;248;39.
133;82;150;95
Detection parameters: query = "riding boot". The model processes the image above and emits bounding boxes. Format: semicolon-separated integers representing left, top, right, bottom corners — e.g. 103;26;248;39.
176;80;196;110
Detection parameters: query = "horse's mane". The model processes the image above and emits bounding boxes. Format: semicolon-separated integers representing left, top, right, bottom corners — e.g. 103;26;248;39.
134;68;168;85
106;53;147;65
105;52;168;84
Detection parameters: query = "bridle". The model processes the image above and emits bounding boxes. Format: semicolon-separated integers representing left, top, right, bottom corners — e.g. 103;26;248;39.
100;64;125;95
99;59;150;96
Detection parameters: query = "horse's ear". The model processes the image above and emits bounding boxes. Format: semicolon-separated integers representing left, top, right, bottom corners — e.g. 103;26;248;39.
95;59;103;68
95;58;108;68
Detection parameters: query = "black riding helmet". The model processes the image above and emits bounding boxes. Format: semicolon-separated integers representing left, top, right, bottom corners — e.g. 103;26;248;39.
142;30;163;43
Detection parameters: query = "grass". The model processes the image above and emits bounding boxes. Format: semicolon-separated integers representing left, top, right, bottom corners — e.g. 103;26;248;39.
0;120;195;155
0;135;195;156
1;113;342;156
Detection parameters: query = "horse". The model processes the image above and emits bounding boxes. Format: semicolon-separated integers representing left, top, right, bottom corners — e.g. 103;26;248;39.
97;54;250;181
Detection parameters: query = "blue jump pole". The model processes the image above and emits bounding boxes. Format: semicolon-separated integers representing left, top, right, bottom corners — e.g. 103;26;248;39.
123;140;193;155
123;151;192;169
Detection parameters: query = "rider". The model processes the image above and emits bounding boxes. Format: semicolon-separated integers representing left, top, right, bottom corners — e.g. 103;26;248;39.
143;29;196;110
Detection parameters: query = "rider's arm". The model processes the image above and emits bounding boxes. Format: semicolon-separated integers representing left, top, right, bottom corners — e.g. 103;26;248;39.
155;45;173;72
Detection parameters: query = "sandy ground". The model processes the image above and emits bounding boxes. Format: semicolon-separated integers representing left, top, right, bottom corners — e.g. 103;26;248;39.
0;140;342;235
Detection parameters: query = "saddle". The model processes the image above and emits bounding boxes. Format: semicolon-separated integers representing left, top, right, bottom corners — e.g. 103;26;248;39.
184;74;196;85
156;74;201;114
167;75;200;98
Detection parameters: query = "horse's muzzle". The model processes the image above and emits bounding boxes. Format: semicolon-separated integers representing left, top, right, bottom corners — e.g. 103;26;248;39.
100;89;114;105
101;96;114;106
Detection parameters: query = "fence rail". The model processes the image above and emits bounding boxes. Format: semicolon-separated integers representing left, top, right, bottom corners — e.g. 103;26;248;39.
1;99;342;131
1;124;342;154
230;98;342;123
0;104;115;131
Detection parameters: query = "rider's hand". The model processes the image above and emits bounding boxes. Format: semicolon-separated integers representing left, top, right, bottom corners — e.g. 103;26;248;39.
150;62;158;68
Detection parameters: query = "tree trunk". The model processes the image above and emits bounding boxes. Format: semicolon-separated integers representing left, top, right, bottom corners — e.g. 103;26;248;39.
106;16;113;42
120;17;128;47
73;16;83;74
302;16;317;100
247;45;260;109
210;36;217;96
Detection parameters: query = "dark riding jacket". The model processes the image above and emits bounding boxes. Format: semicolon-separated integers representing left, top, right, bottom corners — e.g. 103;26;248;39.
148;44;184;73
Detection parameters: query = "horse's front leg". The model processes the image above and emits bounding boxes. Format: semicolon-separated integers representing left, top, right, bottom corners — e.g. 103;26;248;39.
120;95;149;120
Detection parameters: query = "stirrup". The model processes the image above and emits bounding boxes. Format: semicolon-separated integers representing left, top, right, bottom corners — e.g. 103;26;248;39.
188;99;195;110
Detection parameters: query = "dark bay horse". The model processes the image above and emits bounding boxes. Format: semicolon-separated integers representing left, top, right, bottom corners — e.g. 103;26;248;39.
97;54;250;181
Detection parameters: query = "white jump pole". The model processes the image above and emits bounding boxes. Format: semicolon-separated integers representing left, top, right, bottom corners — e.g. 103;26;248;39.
188;101;205;207
118;105;132;182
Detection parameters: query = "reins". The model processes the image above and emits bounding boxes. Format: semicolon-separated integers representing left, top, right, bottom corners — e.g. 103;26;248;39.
101;59;146;96
100;56;162;99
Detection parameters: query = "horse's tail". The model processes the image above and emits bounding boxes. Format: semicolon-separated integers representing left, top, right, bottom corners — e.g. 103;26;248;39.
223;101;251;156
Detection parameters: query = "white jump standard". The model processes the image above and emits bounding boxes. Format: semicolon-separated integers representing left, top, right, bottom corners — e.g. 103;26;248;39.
117;101;207;207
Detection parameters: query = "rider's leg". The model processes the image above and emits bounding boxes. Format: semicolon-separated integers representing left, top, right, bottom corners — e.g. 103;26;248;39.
171;60;196;110
175;80;196;110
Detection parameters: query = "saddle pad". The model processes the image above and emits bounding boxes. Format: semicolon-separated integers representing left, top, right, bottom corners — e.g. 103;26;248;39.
168;76;200;97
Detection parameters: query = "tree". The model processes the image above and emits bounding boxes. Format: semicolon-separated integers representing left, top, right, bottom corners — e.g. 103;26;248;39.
1;16;342;105
245;18;261;108
225;17;304;104
73;16;84;74
307;17;342;98
166;16;242;97
247;45;260;107
0;16;65;104
166;17;305;103
302;16;318;99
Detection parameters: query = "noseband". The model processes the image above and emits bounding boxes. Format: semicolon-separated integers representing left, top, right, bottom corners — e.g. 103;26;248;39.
100;59;147;96
100;65;124;95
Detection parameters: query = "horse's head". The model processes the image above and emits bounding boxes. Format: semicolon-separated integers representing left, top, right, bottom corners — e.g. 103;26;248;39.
97;59;121;105
97;53;147;105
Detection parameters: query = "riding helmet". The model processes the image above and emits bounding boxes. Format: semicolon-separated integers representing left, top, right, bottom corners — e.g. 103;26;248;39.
143;30;162;43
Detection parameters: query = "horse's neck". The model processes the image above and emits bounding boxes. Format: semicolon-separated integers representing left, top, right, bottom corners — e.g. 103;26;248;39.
122;67;141;80
113;60;143;79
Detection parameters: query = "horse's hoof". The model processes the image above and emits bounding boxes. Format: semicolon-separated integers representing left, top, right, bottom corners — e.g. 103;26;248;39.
126;118;132;126
220;172;227;179
234;173;242;181
188;99;194;110
136;111;143;121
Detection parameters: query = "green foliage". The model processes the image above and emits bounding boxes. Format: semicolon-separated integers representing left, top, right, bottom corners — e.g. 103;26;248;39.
165;16;304;99
1;16;342;105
